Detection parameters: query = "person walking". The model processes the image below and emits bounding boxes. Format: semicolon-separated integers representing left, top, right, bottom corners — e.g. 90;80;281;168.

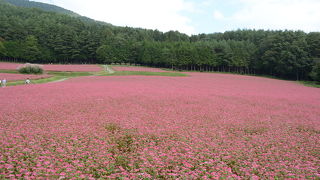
2;78;6;87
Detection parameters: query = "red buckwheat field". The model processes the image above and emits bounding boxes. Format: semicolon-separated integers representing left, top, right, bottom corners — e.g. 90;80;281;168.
0;72;319;179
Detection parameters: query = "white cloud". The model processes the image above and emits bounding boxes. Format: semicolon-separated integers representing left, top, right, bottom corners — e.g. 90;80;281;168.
229;0;320;32
34;0;196;35
213;10;224;20
33;0;320;33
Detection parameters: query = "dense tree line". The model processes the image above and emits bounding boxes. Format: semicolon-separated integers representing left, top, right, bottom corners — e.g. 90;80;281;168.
0;0;319;81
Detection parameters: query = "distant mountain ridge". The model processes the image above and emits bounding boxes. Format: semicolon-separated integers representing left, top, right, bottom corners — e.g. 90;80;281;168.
2;0;112;25
3;0;79;16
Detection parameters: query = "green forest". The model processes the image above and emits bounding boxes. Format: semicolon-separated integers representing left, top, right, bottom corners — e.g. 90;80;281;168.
0;0;319;81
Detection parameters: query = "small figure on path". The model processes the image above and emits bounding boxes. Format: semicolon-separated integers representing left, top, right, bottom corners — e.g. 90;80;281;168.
2;78;6;87
25;78;31;84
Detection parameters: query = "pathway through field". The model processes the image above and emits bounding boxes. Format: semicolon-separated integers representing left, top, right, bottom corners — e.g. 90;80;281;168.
105;65;115;74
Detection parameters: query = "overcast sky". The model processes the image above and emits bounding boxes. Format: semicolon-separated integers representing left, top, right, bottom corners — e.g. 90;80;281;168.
33;0;320;35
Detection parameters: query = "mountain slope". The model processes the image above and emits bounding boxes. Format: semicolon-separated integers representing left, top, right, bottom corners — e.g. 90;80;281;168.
2;0;112;26
3;0;79;16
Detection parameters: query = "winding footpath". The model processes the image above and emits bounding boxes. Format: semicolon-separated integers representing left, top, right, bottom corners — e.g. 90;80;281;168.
49;77;69;83
105;65;115;74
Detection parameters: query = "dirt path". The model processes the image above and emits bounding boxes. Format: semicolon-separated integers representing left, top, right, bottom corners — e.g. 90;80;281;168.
105;65;115;74
49;77;68;83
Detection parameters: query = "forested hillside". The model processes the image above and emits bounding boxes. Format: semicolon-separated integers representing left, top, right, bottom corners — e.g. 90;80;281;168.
0;0;319;81
3;0;79;16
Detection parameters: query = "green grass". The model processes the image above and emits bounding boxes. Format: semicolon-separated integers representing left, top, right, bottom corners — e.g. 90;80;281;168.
0;69;19;73
100;71;188;77
47;71;93;77
5;71;96;86
110;64;144;67
7;76;68;86
298;81;320;88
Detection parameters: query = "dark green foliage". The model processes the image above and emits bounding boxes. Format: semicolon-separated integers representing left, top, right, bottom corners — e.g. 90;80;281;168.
0;1;319;81
258;31;310;80
306;33;320;58
22;35;41;62
18;63;43;74
310;62;320;82
0;40;6;57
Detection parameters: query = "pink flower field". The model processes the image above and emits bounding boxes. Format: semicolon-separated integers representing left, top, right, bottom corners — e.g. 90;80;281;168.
0;73;51;81
0;62;22;70
112;66;169;72
0;62;102;72
0;73;319;179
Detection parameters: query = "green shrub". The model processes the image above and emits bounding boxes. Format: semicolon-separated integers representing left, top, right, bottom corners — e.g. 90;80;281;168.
18;63;43;74
105;123;121;134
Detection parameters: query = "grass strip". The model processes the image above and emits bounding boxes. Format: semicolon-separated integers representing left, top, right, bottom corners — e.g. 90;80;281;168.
7;76;67;86
298;81;320;88
0;69;20;73
100;71;188;77
47;71;93;77
6;71;95;86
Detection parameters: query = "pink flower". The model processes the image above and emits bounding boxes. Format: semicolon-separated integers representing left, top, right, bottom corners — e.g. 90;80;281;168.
0;71;319;179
